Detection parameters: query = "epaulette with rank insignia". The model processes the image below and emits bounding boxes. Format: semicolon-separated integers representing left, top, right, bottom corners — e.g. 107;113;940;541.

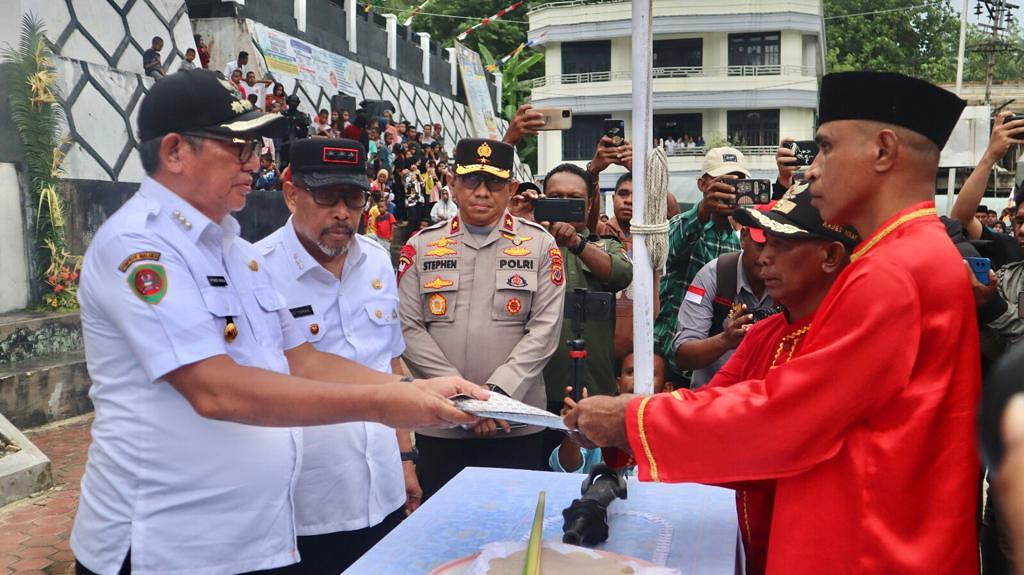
515;217;553;237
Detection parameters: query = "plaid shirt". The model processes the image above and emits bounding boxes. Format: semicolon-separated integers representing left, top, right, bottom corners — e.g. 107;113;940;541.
654;204;741;361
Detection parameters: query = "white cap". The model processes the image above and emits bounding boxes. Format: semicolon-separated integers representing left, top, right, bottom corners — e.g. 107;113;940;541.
701;146;751;178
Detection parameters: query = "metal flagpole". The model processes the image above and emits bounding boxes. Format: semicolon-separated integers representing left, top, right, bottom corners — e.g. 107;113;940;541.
631;0;655;396
946;0;969;214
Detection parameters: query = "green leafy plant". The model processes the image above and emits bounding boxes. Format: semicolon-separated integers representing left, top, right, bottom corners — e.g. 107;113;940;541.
2;14;77;310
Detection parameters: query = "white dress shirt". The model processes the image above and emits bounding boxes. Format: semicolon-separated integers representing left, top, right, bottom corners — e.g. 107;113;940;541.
257;218;406;535
222;61;243;79
72;177;306;575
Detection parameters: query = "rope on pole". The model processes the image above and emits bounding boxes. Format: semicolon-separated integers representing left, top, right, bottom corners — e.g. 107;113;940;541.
631;146;669;270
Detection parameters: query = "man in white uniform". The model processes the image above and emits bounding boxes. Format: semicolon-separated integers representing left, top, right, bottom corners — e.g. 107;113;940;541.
71;69;482;575
257;138;420;573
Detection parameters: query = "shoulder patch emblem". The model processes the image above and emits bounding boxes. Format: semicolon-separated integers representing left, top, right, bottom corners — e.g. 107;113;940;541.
118;251;161;272
398;244;416;283
549;247;564;286
129;264;167;304
503;246;531;257
449;215;461;235
423;276;455;290
502;213;515;232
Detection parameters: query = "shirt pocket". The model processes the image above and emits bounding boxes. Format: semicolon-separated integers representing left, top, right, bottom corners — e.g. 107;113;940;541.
420;274;459;323
251;285;287;350
198;287;244;351
364;298;400;327
493;270;537;323
291;310;325;344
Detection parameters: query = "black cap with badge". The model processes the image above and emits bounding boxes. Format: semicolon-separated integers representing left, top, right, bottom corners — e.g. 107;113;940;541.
733;183;861;250
287;138;370;191
454;138;514;179
137;69;284;141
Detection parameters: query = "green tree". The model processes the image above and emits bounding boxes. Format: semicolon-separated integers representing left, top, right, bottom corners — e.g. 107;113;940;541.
824;0;961;83
401;0;532;66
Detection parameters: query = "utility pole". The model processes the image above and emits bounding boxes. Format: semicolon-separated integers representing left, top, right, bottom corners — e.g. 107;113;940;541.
973;0;1018;104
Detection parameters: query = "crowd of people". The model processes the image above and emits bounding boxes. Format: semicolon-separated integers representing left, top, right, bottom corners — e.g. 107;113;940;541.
658;133;706;154
64;59;1024;575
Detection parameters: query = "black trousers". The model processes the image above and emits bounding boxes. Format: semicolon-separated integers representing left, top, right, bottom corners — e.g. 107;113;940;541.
282;506;406;575
75;507;404;575
415;433;544;501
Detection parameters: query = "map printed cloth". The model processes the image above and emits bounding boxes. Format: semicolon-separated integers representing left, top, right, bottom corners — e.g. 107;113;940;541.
344;467;738;574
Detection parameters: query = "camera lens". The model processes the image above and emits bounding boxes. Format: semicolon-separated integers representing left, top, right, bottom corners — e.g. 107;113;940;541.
561;110;571;118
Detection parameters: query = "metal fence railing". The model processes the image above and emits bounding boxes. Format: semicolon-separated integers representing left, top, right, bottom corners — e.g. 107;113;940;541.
529;65;815;87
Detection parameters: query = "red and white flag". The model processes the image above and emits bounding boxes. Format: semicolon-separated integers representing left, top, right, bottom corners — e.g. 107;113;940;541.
684;285;705;305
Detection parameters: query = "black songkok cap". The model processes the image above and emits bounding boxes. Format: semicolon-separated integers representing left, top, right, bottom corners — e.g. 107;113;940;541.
818;72;966;149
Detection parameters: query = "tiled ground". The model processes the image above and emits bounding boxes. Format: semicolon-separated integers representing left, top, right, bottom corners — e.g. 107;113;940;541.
0;415;93;575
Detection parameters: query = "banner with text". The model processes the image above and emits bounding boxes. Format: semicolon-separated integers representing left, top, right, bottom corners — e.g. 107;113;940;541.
455;42;500;140
251;22;359;97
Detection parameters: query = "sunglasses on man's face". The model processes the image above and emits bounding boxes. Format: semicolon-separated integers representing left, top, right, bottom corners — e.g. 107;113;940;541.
458;173;509;193
183;132;262;164
294;183;368;209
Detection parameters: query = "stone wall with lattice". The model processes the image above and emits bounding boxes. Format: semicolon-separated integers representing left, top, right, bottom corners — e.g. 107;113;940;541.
20;0;520;184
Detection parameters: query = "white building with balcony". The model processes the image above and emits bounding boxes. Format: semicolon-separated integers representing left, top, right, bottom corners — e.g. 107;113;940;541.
527;0;825;204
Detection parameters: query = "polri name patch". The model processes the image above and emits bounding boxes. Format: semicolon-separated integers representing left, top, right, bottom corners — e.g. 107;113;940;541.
289;305;315;318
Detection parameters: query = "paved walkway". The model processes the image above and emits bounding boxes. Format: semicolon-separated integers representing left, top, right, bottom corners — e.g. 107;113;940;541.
1;415;92;575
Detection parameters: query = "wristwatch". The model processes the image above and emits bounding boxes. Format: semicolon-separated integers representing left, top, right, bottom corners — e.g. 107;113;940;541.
570;233;588;255
400;448;419;462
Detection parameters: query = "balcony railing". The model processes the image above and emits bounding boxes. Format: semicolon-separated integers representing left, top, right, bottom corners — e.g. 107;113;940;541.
530;65;815;87
659;145;778;157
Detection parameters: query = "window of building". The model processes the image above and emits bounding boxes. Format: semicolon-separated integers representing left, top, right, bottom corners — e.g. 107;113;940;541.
653;39;702;70
654;113;703;144
561;41;612;80
563;114;610;161
727;110;779;147
728;32;780;70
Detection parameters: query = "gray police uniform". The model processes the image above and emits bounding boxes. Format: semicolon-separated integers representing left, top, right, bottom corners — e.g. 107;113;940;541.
398;210;565;496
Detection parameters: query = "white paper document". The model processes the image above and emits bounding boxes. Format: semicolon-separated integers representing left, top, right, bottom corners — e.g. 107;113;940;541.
450;394;568;431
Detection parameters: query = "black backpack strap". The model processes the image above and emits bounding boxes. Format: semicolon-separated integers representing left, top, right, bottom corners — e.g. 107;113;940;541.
708;251;740;337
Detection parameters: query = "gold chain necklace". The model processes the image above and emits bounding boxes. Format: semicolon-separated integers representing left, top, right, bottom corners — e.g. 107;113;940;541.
850;207;937;262
771;325;812;367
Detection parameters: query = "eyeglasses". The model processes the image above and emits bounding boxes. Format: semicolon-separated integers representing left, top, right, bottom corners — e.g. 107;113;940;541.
183;131;262;164
293;182;368;210
459;173;509;193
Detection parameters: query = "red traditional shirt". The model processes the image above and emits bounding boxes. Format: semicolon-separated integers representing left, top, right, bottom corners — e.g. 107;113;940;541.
703;310;814;575
626;202;981;574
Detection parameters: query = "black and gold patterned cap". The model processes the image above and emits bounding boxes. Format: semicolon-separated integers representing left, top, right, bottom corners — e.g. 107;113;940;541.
454;138;513;179
138;69;284;141
733;183;860;250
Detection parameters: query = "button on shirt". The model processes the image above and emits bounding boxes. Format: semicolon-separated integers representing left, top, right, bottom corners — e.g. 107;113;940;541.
71;177;306;575
257;219;406;535
672;252;774;388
